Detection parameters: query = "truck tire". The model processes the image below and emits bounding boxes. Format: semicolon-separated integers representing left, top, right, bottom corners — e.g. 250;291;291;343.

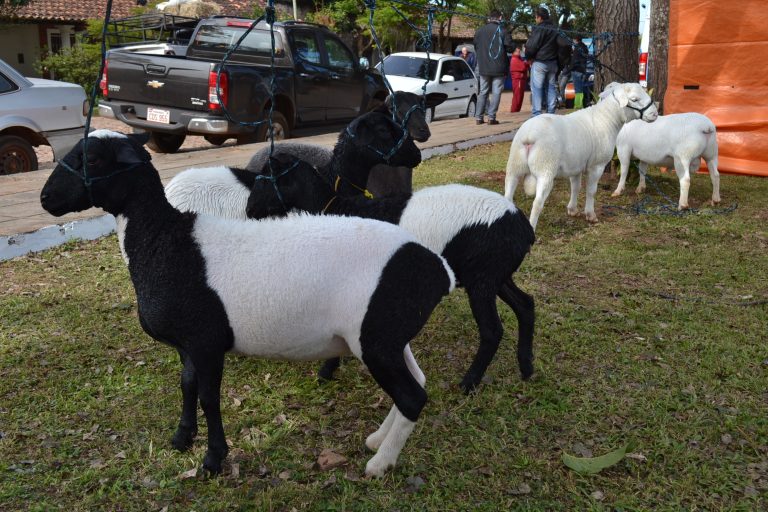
0;135;38;174
253;111;290;143
146;131;186;153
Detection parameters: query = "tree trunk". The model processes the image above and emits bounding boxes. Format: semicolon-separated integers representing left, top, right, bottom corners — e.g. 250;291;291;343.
593;0;639;92
648;0;669;113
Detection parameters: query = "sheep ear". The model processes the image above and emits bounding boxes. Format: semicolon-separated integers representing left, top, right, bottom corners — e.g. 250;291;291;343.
116;136;152;165
351;114;378;146
614;87;630;107
424;92;447;109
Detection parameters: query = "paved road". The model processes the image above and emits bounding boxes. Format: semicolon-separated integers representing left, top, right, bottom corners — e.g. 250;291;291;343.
1;92;531;260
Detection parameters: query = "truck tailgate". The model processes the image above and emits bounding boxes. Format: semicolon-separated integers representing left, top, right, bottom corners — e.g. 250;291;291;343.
106;52;212;112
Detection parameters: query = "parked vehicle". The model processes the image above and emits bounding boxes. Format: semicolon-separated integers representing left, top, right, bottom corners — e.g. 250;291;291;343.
98;17;388;153
0;58;88;174
378;52;477;122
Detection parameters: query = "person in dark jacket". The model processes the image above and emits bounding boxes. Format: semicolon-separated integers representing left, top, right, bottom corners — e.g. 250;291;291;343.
569;36;589;109
473;9;514;125
525;6;567;116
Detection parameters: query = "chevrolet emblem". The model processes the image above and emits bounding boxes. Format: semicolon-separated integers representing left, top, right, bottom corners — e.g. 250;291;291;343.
146;80;165;89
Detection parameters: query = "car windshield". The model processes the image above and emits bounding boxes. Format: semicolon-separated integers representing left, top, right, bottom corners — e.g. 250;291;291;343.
380;56;437;81
193;25;284;56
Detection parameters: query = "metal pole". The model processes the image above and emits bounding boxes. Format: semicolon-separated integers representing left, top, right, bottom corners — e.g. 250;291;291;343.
292;0;298;20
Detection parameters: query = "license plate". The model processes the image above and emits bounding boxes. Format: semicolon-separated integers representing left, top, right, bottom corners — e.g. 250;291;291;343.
147;107;170;124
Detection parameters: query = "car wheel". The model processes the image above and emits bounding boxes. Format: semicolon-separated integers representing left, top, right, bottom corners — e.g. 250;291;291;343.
204;135;229;146
146;131;186;153
0;135;38;174
460;96;477;118
254;111;290;143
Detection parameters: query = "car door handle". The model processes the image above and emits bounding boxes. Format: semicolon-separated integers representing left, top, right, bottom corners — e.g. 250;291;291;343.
453;87;459;91
299;73;310;78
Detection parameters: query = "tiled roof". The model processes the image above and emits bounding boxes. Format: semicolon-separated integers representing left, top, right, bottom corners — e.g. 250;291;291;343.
7;0;254;23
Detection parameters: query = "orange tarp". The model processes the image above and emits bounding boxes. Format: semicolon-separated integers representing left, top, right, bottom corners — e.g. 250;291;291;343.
664;0;768;176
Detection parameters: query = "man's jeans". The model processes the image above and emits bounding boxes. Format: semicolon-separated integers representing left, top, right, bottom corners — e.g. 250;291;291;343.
531;60;558;116
476;75;505;121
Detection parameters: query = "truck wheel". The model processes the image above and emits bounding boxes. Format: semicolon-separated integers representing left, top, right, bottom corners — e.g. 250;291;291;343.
146;131;186;153
254;112;290;143
204;135;229;146
0;135;38;174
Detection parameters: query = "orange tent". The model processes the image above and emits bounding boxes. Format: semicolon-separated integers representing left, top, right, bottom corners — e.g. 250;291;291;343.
664;0;768;176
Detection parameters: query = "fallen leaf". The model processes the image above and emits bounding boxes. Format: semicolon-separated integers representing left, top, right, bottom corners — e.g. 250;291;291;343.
625;452;647;462
230;463;240;479
278;470;291;480
178;468;198;480
405;475;426;493
562;444;629;475
721;433;733;445
317;449;347;470
273;413;287;425
232;397;241;407
591;490;605;501
508;483;531;495
114;451;127;459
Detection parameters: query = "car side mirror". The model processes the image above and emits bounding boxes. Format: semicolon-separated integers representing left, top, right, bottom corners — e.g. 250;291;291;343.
440;75;455;83
358;57;370;69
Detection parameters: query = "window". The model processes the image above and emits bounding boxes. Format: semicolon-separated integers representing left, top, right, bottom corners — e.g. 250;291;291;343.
324;37;353;70
455;59;475;80
381;56;437;81
193;25;285;56
292;31;321;64
0;73;18;94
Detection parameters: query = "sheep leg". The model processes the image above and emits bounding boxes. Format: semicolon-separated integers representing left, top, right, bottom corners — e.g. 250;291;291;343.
504;172;519;202
584;165;604;223
528;175;555;231
636;162;648;194
317;357;342;382
674;156;691;209
567;174;582;216
611;146;633;197
193;352;229;475
171;348;199;451
363;344;427;477
706;156;721;205
498;278;535;380
460;286;504;393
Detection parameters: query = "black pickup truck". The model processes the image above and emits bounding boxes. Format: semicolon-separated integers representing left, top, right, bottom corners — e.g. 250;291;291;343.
98;17;388;153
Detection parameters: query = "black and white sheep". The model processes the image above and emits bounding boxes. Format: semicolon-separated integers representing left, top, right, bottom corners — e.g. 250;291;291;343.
246;154;536;393
504;82;659;230
39;130;456;477
164;92;443;215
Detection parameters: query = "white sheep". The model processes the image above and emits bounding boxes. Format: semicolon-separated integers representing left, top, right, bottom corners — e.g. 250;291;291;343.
40;130;456;478
610;113;720;209
504;82;659;230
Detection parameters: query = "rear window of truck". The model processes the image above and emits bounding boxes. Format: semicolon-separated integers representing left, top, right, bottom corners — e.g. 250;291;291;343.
192;25;285;56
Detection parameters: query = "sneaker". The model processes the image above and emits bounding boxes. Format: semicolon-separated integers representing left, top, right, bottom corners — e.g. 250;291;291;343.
475;118;484;125
488;119;499;125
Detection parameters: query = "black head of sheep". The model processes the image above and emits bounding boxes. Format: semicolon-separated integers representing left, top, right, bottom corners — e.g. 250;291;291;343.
40;131;152;216
380;91;447;143
340;111;422;170
246;154;328;219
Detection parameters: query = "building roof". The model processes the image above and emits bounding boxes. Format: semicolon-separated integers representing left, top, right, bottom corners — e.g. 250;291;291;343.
6;0;253;23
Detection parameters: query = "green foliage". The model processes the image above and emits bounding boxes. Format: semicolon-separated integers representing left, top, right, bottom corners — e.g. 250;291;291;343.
562;444;629;474
35;44;103;96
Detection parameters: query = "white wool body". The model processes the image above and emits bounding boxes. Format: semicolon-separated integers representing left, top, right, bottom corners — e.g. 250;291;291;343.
165;166;251;219
399;184;517;254
190;213;454;360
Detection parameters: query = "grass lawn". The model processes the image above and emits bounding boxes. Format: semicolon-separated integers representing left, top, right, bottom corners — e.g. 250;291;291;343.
1;143;766;511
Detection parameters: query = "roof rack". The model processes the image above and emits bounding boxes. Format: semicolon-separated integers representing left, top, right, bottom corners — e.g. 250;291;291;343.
100;13;201;47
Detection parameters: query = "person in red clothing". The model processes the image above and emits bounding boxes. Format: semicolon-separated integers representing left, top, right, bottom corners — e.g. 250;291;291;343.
509;45;530;112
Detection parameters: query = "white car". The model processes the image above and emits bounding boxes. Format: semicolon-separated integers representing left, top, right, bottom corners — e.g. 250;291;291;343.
0;58;88;174
378;52;477;122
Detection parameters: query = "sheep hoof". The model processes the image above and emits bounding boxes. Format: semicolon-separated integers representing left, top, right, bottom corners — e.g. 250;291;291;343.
610;190;622;198
365;456;392;478
566;208;580;217
678;204;689;211
585;213;599;223
520;362;535;381
636;186;646;194
202;448;228;475
171;426;197;451
459;375;481;395
711;198;721;206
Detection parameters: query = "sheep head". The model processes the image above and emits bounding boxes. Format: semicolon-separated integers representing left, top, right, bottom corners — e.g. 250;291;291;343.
40;130;152;216
382;91;446;142
601;82;658;123
342;111;422;169
246;154;331;219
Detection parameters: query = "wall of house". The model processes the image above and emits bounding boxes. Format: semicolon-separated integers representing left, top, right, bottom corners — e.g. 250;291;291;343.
0;24;43;76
